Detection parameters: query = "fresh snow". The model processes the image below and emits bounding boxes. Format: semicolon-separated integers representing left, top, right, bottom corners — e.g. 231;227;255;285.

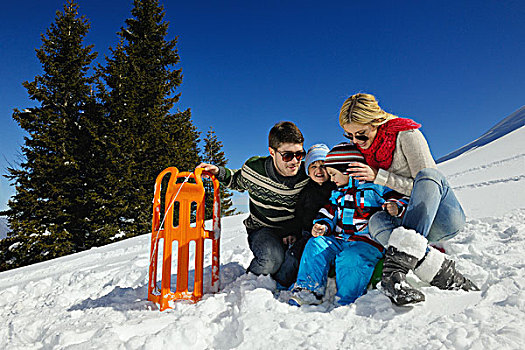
1;123;524;349
439;125;525;219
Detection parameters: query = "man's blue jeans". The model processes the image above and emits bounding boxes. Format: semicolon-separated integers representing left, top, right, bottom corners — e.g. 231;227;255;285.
247;227;299;287
369;168;466;246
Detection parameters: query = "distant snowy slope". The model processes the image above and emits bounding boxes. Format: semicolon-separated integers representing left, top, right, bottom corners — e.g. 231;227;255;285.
439;125;525;218
437;106;525;163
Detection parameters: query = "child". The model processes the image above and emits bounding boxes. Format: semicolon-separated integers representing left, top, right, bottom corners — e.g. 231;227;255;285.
289;142;408;306
290;144;337;260
279;144;337;288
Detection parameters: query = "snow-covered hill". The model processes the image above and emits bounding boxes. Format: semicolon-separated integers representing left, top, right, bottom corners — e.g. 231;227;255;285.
1;113;524;349
437;106;525;163
438;125;525;219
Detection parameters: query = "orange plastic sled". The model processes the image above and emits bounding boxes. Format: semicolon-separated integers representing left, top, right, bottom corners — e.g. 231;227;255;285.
148;167;221;311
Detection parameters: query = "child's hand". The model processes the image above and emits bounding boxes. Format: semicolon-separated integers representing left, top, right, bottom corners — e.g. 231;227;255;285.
385;202;399;216
312;223;326;237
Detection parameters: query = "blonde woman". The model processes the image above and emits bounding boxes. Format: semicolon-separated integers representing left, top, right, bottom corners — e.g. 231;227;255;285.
339;93;478;306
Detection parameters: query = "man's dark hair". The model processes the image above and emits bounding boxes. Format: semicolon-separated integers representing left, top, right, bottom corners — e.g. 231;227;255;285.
268;121;304;149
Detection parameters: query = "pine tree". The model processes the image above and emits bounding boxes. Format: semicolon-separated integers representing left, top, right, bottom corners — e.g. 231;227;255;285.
1;1;100;270
98;0;200;238
202;127;238;219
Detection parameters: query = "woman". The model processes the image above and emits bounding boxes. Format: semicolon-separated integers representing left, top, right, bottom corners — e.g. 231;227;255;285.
339;93;478;306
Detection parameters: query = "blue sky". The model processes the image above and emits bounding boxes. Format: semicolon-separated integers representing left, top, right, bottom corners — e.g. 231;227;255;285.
1;0;524;212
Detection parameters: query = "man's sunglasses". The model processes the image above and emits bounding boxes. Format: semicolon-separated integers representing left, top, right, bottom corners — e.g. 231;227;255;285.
274;149;306;162
343;132;369;142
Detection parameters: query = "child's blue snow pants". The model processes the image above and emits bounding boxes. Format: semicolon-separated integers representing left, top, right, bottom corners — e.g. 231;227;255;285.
294;236;383;305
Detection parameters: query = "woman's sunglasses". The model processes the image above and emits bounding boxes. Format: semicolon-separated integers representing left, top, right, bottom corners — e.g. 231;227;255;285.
343;132;369;142
275;149;306;162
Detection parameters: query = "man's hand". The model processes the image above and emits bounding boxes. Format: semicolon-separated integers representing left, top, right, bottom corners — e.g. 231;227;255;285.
385;202;399;217
283;235;297;246
311;223;326;237
197;162;219;176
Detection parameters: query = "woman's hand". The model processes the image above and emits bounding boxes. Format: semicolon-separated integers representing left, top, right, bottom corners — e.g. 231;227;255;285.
347;162;378;182
311;223;326;237
197;162;219;176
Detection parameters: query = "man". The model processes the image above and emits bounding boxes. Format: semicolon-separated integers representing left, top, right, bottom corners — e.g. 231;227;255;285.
198;121;309;287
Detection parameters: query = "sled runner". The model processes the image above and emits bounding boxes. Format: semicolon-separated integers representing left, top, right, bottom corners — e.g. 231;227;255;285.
148;167;221;311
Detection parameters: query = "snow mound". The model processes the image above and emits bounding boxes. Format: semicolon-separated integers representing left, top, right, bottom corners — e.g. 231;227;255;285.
1;210;524;349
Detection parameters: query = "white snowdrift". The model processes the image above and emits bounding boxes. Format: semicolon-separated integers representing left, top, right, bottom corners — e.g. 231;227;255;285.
1;210;523;349
1;123;524;349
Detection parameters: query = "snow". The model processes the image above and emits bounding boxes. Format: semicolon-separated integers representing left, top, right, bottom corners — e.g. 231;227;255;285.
437;105;525;163
386;227;428;259
439;125;525;219
1;121;524;349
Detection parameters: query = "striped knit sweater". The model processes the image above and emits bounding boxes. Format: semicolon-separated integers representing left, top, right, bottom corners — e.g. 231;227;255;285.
314;178;409;251
217;156;309;237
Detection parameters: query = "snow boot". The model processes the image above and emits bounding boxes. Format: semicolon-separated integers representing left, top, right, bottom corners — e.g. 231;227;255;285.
381;227;428;306
288;288;323;307
415;247;479;291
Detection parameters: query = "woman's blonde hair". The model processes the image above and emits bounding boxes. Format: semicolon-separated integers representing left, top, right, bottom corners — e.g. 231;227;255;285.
339;93;397;127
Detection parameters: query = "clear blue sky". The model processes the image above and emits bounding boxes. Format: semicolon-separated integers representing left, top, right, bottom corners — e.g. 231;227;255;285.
1;0;524;212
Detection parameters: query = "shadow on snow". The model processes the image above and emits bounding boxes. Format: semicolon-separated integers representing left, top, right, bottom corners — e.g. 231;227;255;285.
68;261;246;312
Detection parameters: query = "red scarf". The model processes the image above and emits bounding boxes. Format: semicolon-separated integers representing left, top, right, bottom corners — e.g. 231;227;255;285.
357;118;421;170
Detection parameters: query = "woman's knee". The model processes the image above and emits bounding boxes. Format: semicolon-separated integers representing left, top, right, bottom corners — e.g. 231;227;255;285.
415;168;445;183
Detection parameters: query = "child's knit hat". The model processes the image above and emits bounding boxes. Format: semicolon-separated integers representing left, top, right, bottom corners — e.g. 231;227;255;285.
304;144;330;175
324;142;366;174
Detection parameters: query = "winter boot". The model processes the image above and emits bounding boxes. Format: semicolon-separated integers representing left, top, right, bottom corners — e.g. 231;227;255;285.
381;227;428;306
288;288;323;307
415;247;479;291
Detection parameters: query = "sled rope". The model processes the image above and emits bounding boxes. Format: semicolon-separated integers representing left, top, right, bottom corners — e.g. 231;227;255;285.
149;172;192;277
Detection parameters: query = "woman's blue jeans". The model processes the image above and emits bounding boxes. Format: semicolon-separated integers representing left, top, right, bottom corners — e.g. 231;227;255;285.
369;168;466;247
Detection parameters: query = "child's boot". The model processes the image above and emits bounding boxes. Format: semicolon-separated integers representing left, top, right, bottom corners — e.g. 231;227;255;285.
288;288;323;306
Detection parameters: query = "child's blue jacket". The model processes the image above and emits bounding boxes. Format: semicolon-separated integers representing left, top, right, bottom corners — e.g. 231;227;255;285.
313;178;408;251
